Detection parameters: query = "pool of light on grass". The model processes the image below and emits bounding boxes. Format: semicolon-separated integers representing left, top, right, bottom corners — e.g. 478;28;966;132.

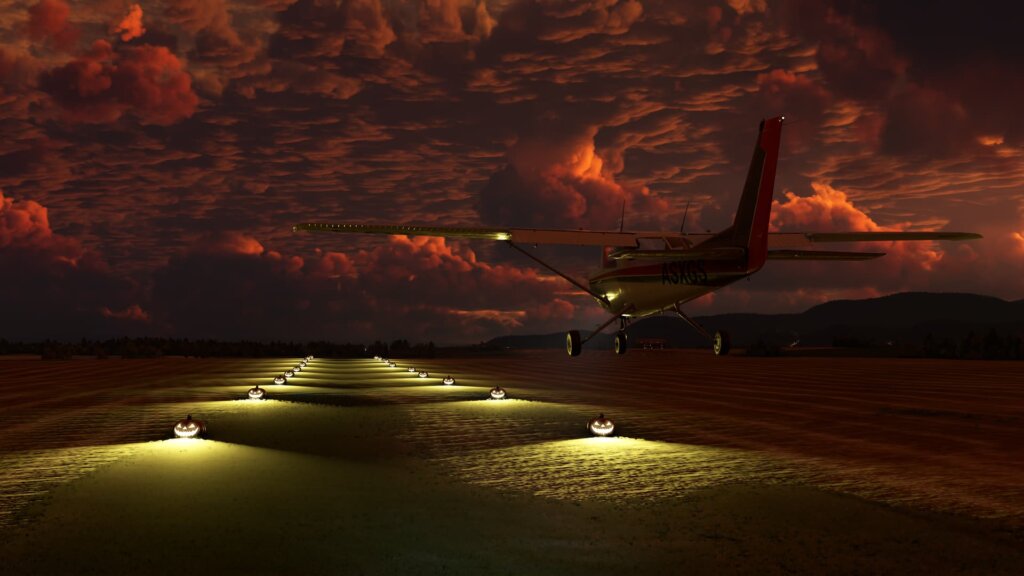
441;437;801;502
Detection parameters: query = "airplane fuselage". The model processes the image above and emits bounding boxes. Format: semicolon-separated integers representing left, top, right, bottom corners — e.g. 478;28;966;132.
589;256;755;318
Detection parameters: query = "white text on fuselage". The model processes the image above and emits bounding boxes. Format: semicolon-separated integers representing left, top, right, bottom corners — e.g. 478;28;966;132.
661;260;708;285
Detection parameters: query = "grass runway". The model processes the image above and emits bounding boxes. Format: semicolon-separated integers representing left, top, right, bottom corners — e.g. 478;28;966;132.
0;351;1022;574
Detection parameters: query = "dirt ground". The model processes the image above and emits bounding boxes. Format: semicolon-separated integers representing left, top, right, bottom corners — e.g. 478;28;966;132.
0;351;1022;574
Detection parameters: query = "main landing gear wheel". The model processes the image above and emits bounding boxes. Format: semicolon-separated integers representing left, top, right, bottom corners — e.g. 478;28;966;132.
566;330;582;357
614;331;628;355
713;330;731;356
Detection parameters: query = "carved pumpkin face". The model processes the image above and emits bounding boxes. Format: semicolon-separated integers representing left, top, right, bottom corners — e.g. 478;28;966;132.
388;362;396;368
490;386;506;400
284;370;295;378
173;416;204;438
407;367;416;373
274;376;286;385
293;365;302;373
443;376;455;385
248;386;265;400
418;371;428;378
588;415;615;437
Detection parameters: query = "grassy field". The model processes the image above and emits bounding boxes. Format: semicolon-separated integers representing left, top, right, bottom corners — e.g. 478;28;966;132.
0;351;1022;574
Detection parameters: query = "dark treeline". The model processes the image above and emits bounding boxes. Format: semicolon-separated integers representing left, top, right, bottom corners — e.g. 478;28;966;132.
0;337;439;360
920;329;1024;360
746;328;1024;360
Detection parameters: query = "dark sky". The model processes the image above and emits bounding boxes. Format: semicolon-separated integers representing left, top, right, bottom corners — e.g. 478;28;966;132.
1;0;1022;342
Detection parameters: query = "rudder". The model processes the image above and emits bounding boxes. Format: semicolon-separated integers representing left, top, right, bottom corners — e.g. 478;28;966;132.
732;116;784;272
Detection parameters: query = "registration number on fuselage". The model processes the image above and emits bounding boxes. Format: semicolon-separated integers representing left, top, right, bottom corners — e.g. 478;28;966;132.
661;260;708;285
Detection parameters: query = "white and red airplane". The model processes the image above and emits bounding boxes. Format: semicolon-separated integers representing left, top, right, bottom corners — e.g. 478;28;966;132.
295;116;980;357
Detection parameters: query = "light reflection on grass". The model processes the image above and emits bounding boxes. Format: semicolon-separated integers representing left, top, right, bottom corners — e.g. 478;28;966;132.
442;437;797;502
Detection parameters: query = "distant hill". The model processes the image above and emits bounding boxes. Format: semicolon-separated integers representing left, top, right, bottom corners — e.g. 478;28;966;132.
484;292;1024;351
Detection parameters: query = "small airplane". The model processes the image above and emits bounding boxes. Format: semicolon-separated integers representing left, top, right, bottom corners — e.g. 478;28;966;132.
295;116;981;357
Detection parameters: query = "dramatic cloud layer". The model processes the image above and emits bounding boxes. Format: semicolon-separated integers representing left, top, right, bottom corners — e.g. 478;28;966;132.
1;0;1021;341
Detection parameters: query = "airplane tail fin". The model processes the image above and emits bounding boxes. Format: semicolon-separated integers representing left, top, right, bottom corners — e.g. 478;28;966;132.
731;116;784;272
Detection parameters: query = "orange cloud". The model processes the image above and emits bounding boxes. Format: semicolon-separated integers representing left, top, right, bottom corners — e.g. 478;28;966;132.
198;231;265;256
0;188;88;266
112;4;146;42
539;0;644;42
771;182;943;271
771;182;881;232
101;304;150;321
727;0;767;15
450;308;527;329
481;124;671;229
39;40;199;125
27;0;79;51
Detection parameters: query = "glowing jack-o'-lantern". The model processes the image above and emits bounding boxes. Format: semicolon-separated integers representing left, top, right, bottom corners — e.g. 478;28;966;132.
248;386;266;400
374;355;381;361
418;371;428;378
306;355;314;361
274;376;286;385
588;414;615;437
299;360;307;368
388;361;397;368
284;370;295;378
489;386;506;400
407;367;416;373
443;376;455;386
293;365;302;372
173;415;206;439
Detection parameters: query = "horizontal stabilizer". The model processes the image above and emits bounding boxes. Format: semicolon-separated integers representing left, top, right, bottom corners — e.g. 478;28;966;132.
805;232;982;242
767;231;982;249
611;247;746;261
767;250;886;261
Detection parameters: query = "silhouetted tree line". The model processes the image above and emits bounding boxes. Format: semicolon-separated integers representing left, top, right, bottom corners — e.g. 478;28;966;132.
921;329;1024;360
0;338;354;359
0;337;442;360
367;339;437;358
822;328;1024;360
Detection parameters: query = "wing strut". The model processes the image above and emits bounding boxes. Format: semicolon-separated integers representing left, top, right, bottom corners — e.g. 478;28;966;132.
672;303;713;341
506;242;610;306
583;312;624;345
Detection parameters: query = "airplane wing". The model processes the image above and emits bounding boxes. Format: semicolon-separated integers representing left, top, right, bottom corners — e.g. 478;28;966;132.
766;249;885;261
294;223;642;247
294;223;981;251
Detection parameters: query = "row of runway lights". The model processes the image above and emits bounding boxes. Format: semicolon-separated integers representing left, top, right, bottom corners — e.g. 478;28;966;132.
174;354;615;439
173;354;313;438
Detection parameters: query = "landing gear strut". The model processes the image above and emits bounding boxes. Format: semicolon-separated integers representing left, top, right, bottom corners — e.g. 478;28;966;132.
674;303;731;356
566;312;632;357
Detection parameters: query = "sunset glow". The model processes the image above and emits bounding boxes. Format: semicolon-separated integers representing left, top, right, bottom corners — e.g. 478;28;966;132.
0;1;1020;342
